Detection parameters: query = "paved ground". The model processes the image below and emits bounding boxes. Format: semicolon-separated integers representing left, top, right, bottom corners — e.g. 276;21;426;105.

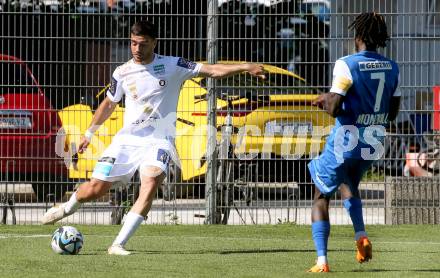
1;199;385;225
1;183;386;225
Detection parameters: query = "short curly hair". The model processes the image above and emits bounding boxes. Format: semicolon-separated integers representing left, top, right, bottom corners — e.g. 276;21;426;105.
348;12;389;49
131;20;157;39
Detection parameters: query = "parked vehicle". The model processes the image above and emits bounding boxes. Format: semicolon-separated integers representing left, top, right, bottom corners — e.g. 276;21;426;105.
0;54;69;202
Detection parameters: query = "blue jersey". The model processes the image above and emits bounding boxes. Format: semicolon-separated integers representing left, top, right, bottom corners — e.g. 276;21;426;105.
326;50;400;159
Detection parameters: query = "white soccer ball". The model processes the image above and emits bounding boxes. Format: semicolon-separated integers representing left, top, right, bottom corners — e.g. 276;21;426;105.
51;226;84;255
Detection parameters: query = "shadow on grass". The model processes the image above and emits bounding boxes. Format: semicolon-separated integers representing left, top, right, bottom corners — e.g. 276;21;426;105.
85;248;408;255
350;269;440;273
132;248;412;255
85;247;438;257
129;248;318;255
330;248;439;254
79;252;104;256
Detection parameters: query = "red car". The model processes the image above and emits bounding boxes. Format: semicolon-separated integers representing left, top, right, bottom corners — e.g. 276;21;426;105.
0;54;68;202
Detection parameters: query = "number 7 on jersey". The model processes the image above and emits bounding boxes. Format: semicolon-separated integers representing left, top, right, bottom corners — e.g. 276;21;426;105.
371;72;385;112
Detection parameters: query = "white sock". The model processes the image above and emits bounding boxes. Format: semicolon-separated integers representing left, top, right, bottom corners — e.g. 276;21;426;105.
112;212;144;247
317;256;328;265
63;192;82;215
354;231;368;241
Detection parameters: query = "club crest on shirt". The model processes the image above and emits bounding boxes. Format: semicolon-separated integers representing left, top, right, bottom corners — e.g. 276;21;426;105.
177;57;196;70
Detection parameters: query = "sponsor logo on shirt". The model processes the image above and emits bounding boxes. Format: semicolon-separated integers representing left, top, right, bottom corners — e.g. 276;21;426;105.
315;174;330;192
132;116;158;126
359;61;392;71
143;103;153;114
153;64;165;75
98;157;116;164
109;77;117;96
94;157;116;177
157;149;170;164
177;57;196;70
127;82;138;99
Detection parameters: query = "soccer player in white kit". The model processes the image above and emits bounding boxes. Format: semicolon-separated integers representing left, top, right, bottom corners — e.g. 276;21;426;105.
41;20;266;255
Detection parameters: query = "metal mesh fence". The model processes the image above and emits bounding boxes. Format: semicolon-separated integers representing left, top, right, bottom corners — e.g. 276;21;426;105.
1;0;439;225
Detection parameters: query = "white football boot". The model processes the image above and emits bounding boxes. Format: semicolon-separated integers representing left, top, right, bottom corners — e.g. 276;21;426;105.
41;204;67;225
108;244;131;255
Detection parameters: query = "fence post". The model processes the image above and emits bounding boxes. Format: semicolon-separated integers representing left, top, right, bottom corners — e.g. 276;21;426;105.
205;0;219;224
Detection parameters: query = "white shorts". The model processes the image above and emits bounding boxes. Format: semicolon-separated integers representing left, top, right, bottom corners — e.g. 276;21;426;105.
91;140;173;186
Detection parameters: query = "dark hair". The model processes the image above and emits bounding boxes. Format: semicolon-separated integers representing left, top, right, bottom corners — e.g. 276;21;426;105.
348;12;389;49
131;20;158;39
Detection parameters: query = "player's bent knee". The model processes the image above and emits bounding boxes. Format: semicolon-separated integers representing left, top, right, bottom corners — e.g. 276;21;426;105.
139;171;165;194
79;179;111;201
139;165;165;180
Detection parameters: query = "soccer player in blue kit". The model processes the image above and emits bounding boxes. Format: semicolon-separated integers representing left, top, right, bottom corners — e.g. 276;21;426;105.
307;12;401;272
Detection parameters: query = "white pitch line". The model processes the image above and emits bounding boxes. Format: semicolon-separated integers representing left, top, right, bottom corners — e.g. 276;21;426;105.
0;234;440;246
0;234;50;239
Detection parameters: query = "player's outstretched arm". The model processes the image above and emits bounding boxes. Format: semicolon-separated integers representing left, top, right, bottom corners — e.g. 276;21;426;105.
198;63;266;79
312;93;344;118
78;97;118;153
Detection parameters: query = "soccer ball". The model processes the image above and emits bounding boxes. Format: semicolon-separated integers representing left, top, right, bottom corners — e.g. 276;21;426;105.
51;226;84;255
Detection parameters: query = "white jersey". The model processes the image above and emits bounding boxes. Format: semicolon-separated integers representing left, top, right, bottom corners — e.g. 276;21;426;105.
106;54;202;146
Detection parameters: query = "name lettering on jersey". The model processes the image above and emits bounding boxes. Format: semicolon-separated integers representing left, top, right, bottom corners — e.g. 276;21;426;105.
153;64;165;75
356;113;389;125
177;57;196;70
359;61;392;71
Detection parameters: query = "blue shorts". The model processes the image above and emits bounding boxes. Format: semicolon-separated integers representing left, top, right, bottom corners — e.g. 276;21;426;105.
308;150;373;197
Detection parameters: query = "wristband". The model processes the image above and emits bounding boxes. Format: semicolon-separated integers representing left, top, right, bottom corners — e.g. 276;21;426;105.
84;129;94;141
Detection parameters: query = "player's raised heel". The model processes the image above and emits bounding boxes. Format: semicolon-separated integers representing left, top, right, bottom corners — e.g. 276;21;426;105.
108;244;131;255
356;236;372;263
307;263;330;273
41;204;67;225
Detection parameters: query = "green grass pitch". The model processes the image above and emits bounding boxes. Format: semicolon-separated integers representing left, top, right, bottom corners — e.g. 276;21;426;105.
0;225;439;277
